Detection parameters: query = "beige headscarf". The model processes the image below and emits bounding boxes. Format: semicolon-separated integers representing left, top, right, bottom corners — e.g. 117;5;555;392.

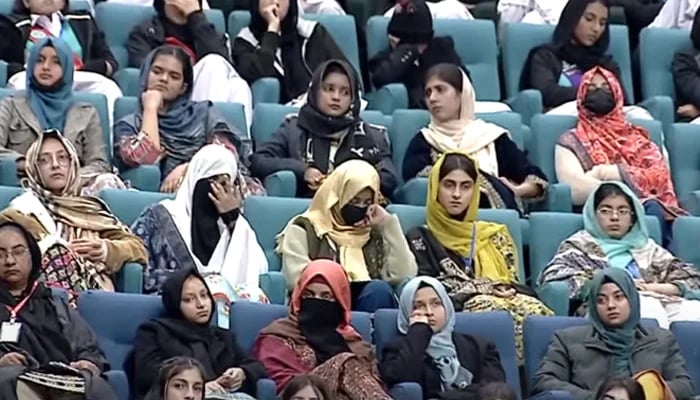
283;159;380;281
420;69;507;176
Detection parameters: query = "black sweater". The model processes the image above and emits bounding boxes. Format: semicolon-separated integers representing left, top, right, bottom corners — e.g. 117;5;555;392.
0;11;117;78
127;12;230;68
380;323;507;400
672;48;700;110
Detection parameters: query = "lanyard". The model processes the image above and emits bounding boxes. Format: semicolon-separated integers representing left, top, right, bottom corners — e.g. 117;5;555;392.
4;281;38;323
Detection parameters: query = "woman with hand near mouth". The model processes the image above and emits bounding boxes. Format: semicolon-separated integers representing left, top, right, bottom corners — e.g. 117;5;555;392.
0;131;147;307
380;276;509;400
539;182;700;327
129;268;265;400
406;152;552;361
250;60;397;199
532;268;694;400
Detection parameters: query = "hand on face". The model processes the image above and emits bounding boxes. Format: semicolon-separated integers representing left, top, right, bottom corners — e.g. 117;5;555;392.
208;179;242;215
69;238;107;263
261;0;281;31
354;204;389;228
409;309;429;326
166;0;200;19
141;90;163;112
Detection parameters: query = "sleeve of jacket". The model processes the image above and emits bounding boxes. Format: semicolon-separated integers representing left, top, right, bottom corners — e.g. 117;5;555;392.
227;331;267;395
526;48;577;109
127;22;158;68
672;51;700;108
659;330;695;400
369;45;421;89
81;14;118;75
131;324;169;398
280;223;312;292
233;32;281;83
377;214;418;285
315;24;348;63
0;98;22;158
532;331;593;399
0;17;25;76
78;105;111;180
402;132;434;181
253;335;309;392
249;119;307;180
64;300;108;372
380;323;433;386
187;11;230;60
370;126;398;196
477;339;507;383
101;228;149;273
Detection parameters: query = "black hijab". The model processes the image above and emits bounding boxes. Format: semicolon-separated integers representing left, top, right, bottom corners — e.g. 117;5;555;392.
0;222;73;366
248;0;311;102
190;179;221;266
691;6;700;50
153;0;204;46
551;0;612;71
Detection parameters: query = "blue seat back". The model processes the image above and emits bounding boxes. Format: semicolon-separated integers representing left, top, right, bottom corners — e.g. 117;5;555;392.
230;302;372;352
243;196;311;272
99;188;173;226
366;17;500;100
639;27;691;101
670;321;700;391
529;212;662;285
668;123;700;203
0;186;22;208
374;309;521;394
502;23;634;103
673;216;700;268
77;291;164;370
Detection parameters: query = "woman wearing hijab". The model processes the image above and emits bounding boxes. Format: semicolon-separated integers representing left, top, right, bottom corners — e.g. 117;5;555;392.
129;268;265;400
132;144;269;326
144;357;208;400
0;132;147;307
555;67;684;247
404;63;548;216
114;45;263;196
406;151;552;360
672;6;700;123
380;276;508;400
253;259;391;398
0;221;116;399
532;268;694;400
233;0;348;104
250;60;398;199
126;0;253;126
0;37;124;196
277;159;417;312
539;182;700;326
0;0;122;124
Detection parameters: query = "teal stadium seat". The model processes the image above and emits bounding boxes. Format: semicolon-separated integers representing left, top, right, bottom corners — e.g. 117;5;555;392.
673;216;700;268
529;212;661;315
667;123;700;214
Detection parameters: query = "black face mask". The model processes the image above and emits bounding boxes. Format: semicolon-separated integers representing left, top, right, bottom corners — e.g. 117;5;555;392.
340;204;367;226
583;88;615;116
298;298;344;329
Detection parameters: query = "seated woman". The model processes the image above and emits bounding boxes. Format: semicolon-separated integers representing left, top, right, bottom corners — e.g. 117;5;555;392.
0;222;115;399
532;268;694;399
253;259;392;398
539;182;700;327
114;45;263;196
250;60;398;199
0;132;147;306
380;276;508;400
595;375;646;400
555;67;684;247
403;64;548;216
520;0;650;119
497;0;567;26
0;37;124;196
127;0;253;126
0;0;122;122
406;151;552;360
672;7;700;124
281;374;333;400
382;0;474;20
144;356;208;400
277;159;417;312
130;268;265;400
233;0;348;104
132;144;269;324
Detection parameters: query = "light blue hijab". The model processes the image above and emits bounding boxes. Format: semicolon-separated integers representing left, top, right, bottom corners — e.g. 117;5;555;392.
398;277;473;390
582;182;649;270
25;37;75;132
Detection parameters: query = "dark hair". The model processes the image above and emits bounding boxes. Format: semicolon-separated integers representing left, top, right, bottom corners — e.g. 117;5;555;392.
595;375;646;400
479;382;517;400
281;375;333;400
439;154;478;182
143;357;206;400
424;63;463;92
13;0;69;15
149;45;193;93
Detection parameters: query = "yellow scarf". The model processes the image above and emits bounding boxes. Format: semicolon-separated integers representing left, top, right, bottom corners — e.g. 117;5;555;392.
298;160;380;281
426;151;514;283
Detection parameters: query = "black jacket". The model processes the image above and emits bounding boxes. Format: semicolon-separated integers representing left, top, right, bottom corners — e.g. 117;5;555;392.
522;46;623;109
233;23;347;103
369;36;462;109
249;115;398;198
380;323;507;400
0;11;117;77
672;49;700;110
126;12;230;68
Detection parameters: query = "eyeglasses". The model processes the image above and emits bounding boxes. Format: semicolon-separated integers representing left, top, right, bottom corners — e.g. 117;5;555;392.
38;153;71;167
0;247;29;261
597;207;633;217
